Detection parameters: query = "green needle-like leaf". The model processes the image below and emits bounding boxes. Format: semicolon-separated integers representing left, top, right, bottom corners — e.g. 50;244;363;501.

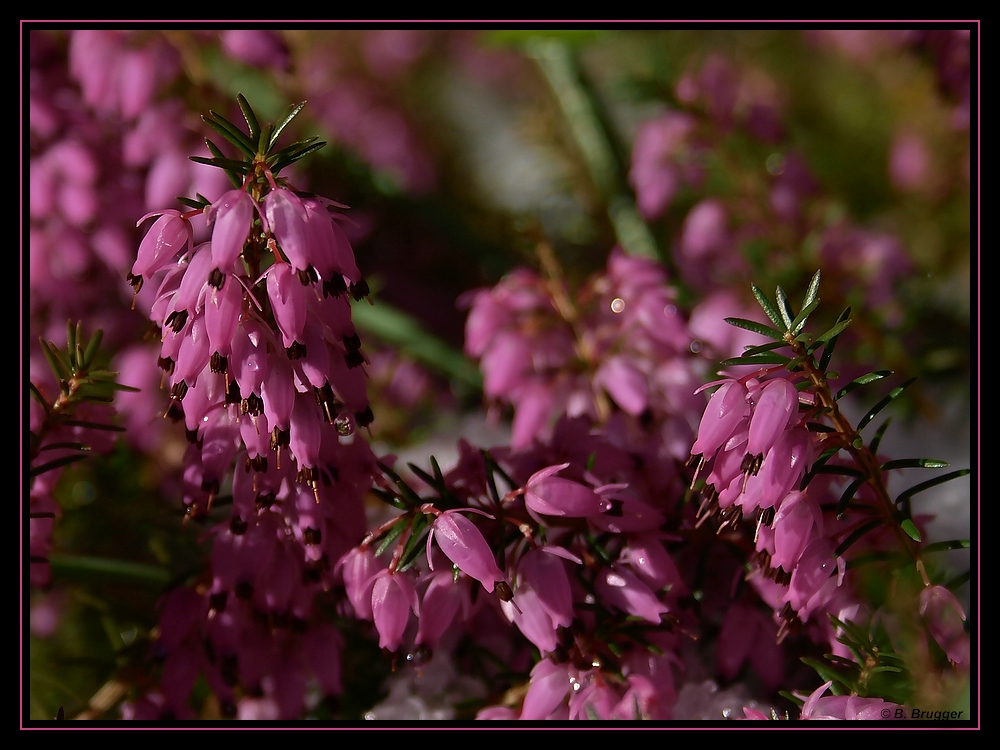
881;458;949;470
40;338;70;381
817;306;851;373
808;319;853;351
269;101;307;150
835;518;884;556
900;518;922;542
30;453;90;477
82;328;104;369
836;476;868;519
868;417;893;455
724;317;784;340
742;340;788;356
719;352;791;367
921;539;970;554
790;298;819;335
856;377;917;432
802;270;822;311
835;370;893;401
775;286;795;330
894;469;971;506
236;93;262;144
751;283;785;330
374;519;408;557
202;113;255;158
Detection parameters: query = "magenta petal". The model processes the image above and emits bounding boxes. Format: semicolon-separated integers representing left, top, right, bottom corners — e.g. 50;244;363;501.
210;189;254;269
594;565;669;623
691;379;750;457
263;188;311;271
370;570;416;652
596;356;648;416
520;659;571;721
747;378;799;456
431;511;504;592
204;276;243;357
267;263;308;348
133;211;192;278
526;470;607;518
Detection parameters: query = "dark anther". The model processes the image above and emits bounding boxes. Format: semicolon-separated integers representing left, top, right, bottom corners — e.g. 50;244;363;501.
299;466;319;484
297;266;319;285
741;452;763;476
249;454;268;473
165;309;189;333
225;380;242;405
759;506;775;527
323;275;347;298
170;380;189;401
164;401;184;422
157;356;175;374
242;392;264;416
127;272;144;294
210;352;228;374
230;516;248;535
255;491;277;511
349;278;370;301
303;527;322;545
344;349;365;368
355;406;374;428
201;478;220;496
343;333;362;351
286;341;306;360
495;580;515;602
208;267;226;289
270;426;290;451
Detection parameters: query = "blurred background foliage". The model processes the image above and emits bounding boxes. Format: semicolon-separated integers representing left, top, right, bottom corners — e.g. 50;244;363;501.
26;25;974;721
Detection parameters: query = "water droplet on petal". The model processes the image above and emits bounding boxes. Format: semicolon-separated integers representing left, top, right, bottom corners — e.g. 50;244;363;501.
334;413;354;437
611;297;625;313
690;340;703;353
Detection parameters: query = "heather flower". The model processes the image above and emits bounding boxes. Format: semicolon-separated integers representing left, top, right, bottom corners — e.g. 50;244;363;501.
519;659;572;720
797;680;903;720
919;585;969;665
426;508;506;593
523;463;611;519
370;569;420;652
594;565;671;624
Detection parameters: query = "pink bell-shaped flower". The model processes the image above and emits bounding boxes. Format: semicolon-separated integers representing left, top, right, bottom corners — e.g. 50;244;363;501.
594;565;670;623
207;189;255;270
519;659;571;721
746;377;800;456
691;379;750;458
524;463;611;518
133;209;193;279
369;569;419;652
919;584;969;665
426;508;505;593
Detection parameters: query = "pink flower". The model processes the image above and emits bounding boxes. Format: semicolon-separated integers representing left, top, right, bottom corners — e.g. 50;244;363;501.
798;680;902;720
524;463;611;518
691;379;750;458
207;189;255;270
132;209;193;280
519;659;571;720
594;565;670;624
919;585;969;665
369;569;419;652
426;508;505;593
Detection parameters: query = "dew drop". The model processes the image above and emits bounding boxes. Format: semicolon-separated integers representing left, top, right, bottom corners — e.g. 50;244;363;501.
766;152;786;175
610;297;625;313
334;413;354;437
690;340;703;353
663;304;677;317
